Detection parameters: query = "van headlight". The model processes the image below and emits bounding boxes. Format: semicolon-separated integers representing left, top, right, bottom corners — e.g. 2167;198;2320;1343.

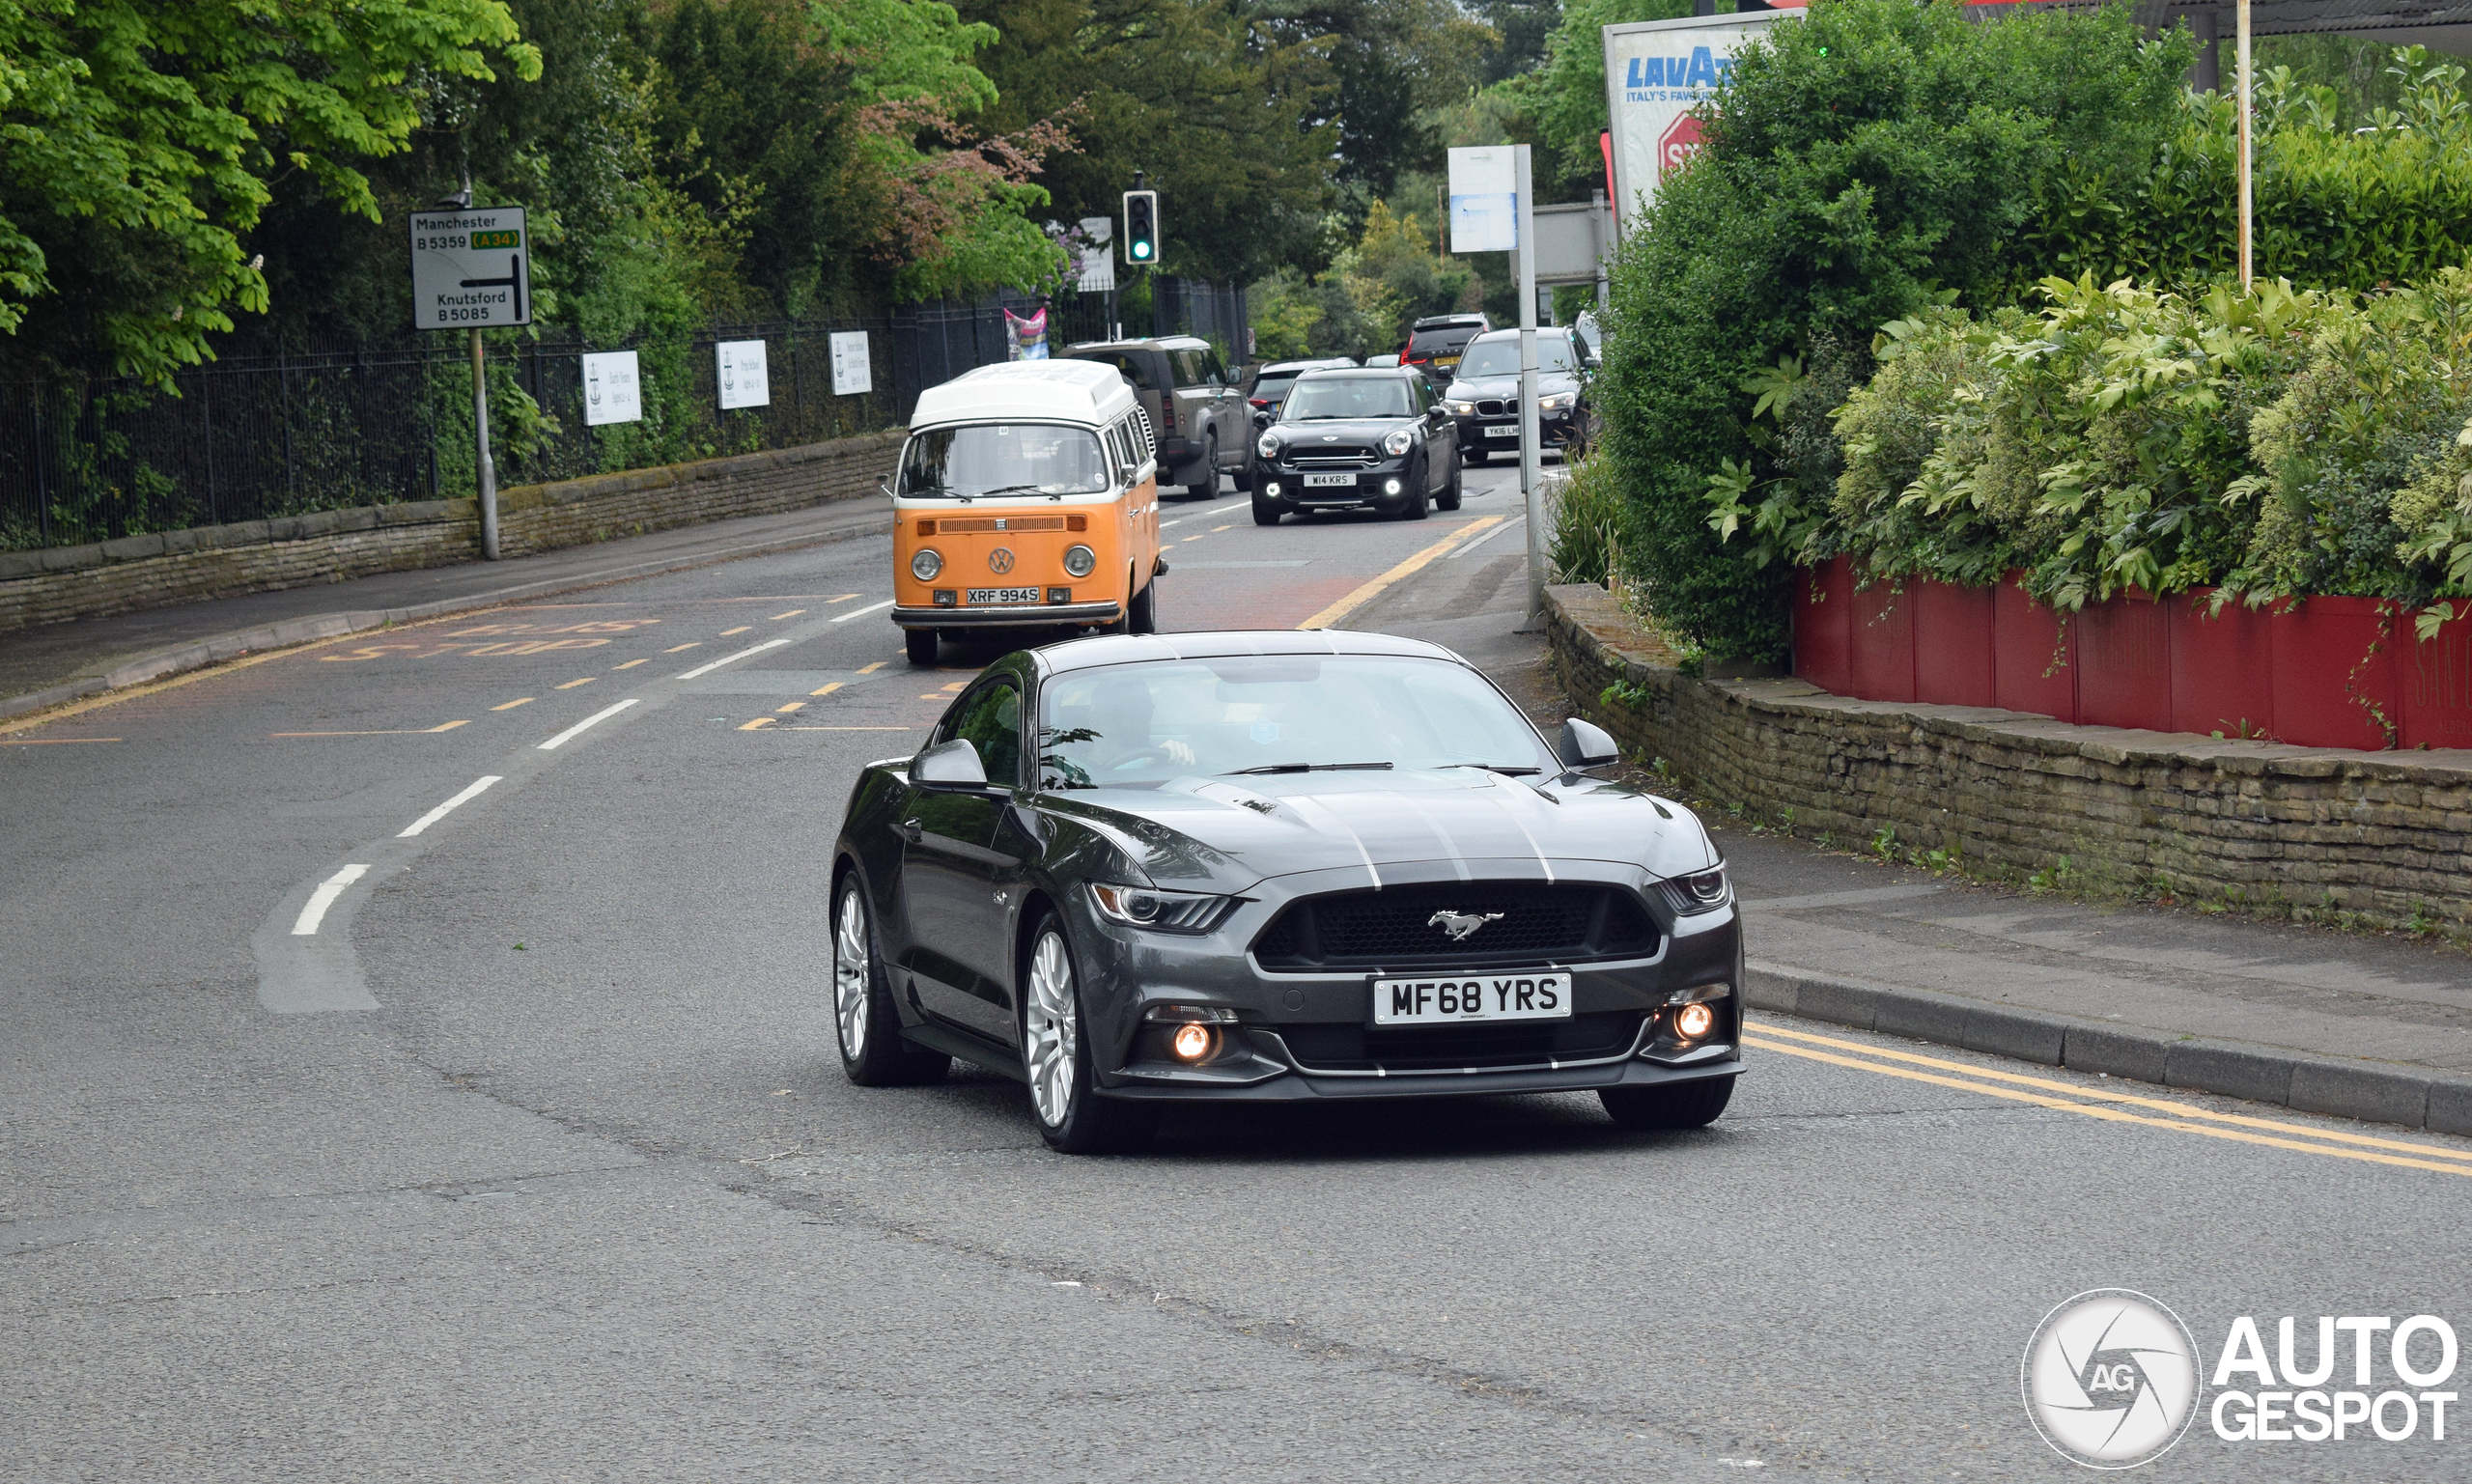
910;547;943;581
1062;544;1097;577
1382;427;1415;457
1256;432;1282;460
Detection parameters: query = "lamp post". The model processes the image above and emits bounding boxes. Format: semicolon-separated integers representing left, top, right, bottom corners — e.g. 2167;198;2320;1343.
2237;0;2254;293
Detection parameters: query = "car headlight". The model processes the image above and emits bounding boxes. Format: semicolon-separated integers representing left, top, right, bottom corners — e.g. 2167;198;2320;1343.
1662;864;1731;915
910;547;943;581
1381;427;1415;458
1447;401;1476;415
1062;544;1096;577
1091;882;1238;934
1256;432;1282;460
1538;392;1576;410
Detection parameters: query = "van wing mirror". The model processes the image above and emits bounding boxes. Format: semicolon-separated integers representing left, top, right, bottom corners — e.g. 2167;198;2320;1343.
1557;717;1620;769
913;738;989;789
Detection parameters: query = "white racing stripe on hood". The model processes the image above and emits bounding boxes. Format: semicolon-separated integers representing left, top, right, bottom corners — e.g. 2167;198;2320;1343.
1478;784;1558;883
1283;792;1382;889
1397;789;1476;882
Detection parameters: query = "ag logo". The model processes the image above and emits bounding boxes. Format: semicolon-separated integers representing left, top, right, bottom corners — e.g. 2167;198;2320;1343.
2023;1290;2201;1470
988;547;1015;574
1657;113;1706;181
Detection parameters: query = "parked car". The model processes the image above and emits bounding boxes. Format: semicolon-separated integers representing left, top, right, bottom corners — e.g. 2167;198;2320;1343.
826;629;1743;1153
1249;366;1460;523
1061;335;1250;497
1246;357;1358;422
1401;313;1491;384
1440;326;1596;463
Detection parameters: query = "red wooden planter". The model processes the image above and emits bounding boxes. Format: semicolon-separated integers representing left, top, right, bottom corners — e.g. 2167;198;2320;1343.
1847;577;1916;702
2167;592;2274;740
1791;557;1852;696
1912;580;1995;706
2270;597;2399;750
1991;575;2077;722
2075;589;2173;731
2401;602;2472;751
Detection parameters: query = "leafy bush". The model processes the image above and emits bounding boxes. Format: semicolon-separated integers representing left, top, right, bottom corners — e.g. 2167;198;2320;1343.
1550;451;1632;585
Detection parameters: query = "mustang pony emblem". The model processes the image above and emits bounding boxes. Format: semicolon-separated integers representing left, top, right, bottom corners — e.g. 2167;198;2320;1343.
1427;910;1505;941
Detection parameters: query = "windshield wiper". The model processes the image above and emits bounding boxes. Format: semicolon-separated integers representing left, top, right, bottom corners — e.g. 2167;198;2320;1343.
1222;761;1394;775
1437;763;1543;775
966;483;1054;500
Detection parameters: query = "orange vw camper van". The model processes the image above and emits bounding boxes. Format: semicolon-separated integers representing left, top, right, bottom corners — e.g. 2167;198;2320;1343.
892;360;1163;665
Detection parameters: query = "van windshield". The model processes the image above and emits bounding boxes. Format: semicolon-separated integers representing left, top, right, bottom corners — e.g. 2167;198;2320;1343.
899;423;1110;498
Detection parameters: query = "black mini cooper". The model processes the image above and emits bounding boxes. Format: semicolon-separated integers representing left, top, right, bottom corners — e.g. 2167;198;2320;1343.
1249;367;1462;525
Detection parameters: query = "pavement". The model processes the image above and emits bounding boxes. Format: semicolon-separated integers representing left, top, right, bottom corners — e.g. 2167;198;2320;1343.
6;462;2469;1478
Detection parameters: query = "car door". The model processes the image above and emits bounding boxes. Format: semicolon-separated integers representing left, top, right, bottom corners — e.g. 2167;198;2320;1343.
897;677;1030;1041
1199;346;1243;464
1414;378;1449;489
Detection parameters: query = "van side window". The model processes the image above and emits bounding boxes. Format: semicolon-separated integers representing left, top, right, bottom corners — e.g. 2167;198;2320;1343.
1129;406;1155;458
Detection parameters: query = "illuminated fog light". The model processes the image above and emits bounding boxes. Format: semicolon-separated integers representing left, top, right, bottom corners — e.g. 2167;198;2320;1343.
1675;1002;1715;1039
1265;481;1281;497
1383;478;1402;495
1169;1022;1215;1062
1062;544;1097;577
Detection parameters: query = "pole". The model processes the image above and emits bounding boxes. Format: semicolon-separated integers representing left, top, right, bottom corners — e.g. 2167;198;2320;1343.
470;327;498;560
2236;0;2253;293
1517;144;1545;631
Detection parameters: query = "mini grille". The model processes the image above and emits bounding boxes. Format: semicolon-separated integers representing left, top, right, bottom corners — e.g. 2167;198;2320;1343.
1278;1011;1643;1073
1251;883;1657;970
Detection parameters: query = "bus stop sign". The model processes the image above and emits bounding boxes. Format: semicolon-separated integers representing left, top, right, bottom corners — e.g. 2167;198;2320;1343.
408;206;531;329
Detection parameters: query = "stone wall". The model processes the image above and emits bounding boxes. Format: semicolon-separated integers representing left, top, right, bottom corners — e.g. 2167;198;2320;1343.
1546;583;2472;934
0;429;904;635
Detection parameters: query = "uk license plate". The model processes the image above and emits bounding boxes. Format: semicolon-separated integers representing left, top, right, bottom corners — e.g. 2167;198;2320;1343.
1484;424;1519;438
1370;973;1572;1026
1303;472;1357;488
966;587;1042;604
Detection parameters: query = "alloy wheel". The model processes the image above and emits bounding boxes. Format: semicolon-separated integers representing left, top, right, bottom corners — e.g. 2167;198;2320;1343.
1024;928;1078;1127
834;885;871;1060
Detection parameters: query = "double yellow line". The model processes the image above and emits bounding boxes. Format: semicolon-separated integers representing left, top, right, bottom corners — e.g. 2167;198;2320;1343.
1745;1022;2472;1180
1296;516;1504;631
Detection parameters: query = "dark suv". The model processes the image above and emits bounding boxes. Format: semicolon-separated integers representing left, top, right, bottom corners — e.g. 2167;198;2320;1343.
1400;313;1491;384
1061;335;1250;496
1441;326;1596;463
1249;367;1461;524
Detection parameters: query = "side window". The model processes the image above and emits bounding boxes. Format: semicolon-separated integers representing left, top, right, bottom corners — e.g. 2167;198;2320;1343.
943;680;1024;788
1170;349;1205;388
1200;348;1229;387
1129;406;1155;457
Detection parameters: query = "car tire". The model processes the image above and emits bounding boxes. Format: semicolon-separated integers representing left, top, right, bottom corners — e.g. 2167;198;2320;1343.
1187;435;1218;498
1251;491;1282;525
1599;1077;1734;1130
1438;454;1463;511
1465;447;1487;465
1128;576;1157;634
1021;913;1157;1155
904;628;938;665
1401;466;1429;520
832;875;950;1087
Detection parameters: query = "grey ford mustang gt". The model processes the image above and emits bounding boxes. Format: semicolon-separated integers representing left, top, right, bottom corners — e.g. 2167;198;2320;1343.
829;630;1744;1153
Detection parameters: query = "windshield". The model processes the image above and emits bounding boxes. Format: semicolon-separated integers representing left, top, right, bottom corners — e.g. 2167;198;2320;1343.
1280;378;1416;421
1037;656;1552;788
898;423;1110;498
1251;376;1297;402
1455;337;1578;379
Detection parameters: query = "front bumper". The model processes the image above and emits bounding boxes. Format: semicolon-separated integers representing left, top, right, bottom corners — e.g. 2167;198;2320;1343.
894;601;1122;629
1457;408;1576;452
1251;458;1417;511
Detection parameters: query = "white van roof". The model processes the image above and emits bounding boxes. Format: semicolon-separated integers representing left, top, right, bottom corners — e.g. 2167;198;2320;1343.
910;358;1137;429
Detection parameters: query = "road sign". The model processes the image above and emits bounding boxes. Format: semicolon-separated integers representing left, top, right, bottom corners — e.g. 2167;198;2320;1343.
717;340;769;409
1447;148;1518;253
829;332;871;395
1122;190;1159;268
582;351;641;426
408;207;531;328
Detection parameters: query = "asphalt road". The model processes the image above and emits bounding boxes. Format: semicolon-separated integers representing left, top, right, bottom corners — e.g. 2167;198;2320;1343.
7;458;2471;1481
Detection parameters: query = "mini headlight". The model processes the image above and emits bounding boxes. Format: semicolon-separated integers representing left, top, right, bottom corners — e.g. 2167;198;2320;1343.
1447;401;1476;415
1256;432;1282;460
1382;427;1415;458
1091;882;1237;934
910;547;943;581
1062;544;1097;577
1662;864;1731;915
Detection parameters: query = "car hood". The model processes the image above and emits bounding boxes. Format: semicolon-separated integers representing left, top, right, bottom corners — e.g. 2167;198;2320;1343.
1446;372;1580;401
1038;768;1714;893
1270;416;1413;445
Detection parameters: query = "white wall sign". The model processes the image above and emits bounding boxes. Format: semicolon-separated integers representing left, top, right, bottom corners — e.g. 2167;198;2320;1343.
1601;12;1786;233
716;339;769;410
407;206;531;329
581;350;641;426
829;331;872;396
1447;147;1519;254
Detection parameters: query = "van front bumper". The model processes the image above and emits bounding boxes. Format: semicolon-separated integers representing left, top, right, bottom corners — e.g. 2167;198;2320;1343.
893;602;1123;629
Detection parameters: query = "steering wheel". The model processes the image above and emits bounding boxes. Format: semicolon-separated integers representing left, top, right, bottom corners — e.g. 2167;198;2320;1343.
1104;745;1180;772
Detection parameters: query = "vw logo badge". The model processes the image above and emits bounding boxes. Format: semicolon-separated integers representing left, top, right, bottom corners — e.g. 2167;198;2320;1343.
988;547;1015;574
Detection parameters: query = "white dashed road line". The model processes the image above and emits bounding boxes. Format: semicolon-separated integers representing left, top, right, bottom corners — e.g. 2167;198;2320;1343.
398;775;504;838
676;637;797;677
830;599;896;624
538;699;640;751
292;864;369;937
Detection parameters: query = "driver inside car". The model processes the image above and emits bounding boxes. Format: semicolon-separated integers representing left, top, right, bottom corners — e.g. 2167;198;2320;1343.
1042;676;1195;785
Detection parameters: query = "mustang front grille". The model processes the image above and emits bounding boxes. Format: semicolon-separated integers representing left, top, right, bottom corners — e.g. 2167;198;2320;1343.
1250;882;1658;970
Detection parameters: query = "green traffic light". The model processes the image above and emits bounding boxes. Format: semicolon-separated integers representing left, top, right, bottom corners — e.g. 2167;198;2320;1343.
1135;242;1151;259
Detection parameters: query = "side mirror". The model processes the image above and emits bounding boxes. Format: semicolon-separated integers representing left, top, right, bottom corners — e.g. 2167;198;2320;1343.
1556;717;1619;769
1252;409;1273;430
913;738;989;790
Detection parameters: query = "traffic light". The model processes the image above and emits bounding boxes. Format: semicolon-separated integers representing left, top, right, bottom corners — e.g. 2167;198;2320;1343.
1123;190;1159;268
